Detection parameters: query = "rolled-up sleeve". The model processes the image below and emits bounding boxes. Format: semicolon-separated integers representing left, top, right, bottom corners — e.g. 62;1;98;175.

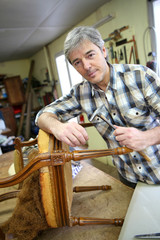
35;87;82;125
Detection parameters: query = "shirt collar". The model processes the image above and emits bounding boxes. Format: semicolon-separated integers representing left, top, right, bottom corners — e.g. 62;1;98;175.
108;62;117;90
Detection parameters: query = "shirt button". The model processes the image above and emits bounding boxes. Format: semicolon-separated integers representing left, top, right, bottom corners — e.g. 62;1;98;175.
143;177;147;182
137;165;143;172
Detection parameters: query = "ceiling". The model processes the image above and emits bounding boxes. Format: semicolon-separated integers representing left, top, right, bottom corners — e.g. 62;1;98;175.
0;0;109;63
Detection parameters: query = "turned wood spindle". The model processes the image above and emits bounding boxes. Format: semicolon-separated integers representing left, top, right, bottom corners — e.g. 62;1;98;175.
73;185;111;192
70;217;124;226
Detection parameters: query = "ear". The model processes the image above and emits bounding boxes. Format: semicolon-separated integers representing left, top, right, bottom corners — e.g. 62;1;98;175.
102;46;107;58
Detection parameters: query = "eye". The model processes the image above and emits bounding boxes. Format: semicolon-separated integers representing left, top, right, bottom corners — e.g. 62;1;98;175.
88;52;96;59
73;60;81;67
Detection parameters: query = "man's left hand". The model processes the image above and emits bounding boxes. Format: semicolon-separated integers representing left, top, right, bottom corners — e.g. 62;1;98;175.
113;126;148;151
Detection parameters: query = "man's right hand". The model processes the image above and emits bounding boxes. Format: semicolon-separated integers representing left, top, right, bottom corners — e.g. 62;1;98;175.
54;121;89;147
37;112;89;147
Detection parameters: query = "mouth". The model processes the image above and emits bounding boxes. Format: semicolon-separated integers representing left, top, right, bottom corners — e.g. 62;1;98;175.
87;70;97;78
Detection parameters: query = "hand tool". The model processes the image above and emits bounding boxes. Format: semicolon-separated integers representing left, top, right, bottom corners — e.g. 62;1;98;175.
90;106;151;162
90;105;116;130
114;51;118;63
104;26;129;42
129;46;134;64
135;232;160;238
120;49;123;60
124;45;128;64
133;35;140;64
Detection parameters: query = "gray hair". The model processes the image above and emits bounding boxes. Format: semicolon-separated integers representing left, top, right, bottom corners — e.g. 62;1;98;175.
64;26;105;62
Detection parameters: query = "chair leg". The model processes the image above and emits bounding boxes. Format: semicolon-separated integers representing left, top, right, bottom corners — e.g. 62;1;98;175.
0;190;20;202
0;228;5;240
73;185;111;192
70;216;124;226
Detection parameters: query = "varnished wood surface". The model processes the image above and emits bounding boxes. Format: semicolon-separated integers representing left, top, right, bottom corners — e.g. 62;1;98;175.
0;146;136;188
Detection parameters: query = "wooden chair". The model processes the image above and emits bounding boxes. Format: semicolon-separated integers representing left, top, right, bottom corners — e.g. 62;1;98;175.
0;129;133;239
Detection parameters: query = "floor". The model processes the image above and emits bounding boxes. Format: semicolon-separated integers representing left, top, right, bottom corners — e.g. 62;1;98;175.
85;158;119;180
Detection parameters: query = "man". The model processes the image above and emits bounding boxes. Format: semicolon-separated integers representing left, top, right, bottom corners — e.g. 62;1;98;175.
36;26;160;188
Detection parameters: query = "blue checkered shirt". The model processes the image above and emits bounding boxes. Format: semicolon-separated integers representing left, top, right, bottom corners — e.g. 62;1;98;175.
36;63;160;184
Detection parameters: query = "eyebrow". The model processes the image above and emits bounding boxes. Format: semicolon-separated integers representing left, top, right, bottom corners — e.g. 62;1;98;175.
71;58;79;65
71;50;95;65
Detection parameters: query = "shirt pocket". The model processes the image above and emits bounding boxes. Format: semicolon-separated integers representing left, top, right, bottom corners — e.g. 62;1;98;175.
123;107;150;127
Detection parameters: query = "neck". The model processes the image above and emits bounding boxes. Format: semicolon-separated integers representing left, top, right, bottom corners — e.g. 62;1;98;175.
97;63;110;91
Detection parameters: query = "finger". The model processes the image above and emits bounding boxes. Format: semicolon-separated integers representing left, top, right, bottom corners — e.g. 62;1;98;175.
115;133;126;142
71;130;88;146
70;133;86;146
113;127;124;136
75;124;89;141
62;135;82;147
63;129;88;147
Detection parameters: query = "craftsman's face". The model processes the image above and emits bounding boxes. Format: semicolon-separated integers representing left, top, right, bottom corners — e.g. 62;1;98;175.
69;40;109;89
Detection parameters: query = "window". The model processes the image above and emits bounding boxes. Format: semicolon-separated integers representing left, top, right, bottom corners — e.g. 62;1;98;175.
148;0;160;76
55;52;83;96
55;52;84;123
152;0;160;75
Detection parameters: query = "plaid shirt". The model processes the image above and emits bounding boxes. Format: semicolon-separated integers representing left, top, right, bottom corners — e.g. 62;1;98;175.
36;63;160;184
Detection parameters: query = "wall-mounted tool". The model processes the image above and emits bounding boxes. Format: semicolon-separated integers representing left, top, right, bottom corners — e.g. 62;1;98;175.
123;46;127;64
104;26;129;43
116;38;128;47
109;42;114;63
129;46;134;64
115;36;140;64
132;35;140;64
120;49;123;61
114;51;118;63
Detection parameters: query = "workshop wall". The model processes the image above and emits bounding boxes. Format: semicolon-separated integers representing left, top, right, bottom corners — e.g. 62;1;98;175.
31;0;150;103
0;59;30;80
42;0;149;96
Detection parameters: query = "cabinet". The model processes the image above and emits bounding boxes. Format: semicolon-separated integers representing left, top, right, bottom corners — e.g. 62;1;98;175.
0;75;25;108
4;75;25;106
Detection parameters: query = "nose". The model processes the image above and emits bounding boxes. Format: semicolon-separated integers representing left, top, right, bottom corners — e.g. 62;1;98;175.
82;59;91;70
